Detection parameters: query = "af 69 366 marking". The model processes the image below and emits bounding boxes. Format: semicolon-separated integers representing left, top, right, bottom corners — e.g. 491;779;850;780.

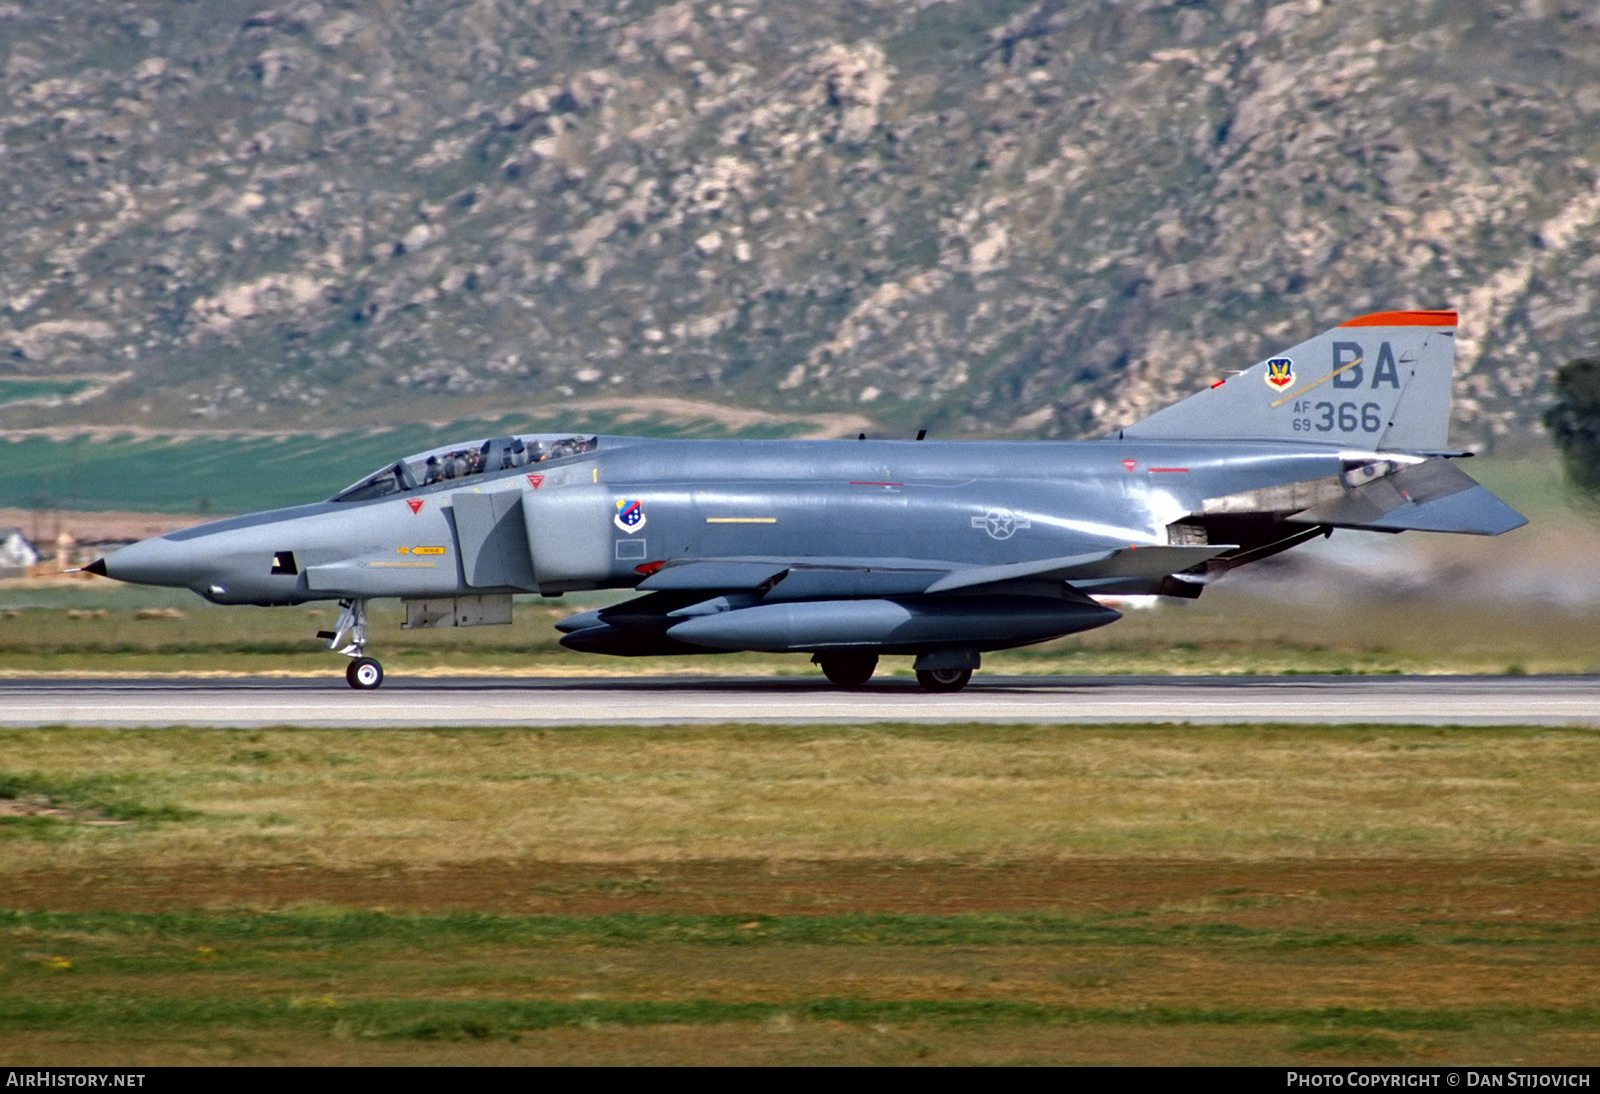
1292;401;1384;433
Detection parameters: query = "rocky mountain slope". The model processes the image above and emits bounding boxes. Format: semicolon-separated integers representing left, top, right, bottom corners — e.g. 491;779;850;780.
1;0;1596;449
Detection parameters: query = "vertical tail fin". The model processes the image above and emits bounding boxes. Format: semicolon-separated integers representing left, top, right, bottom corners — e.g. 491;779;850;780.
1121;311;1458;452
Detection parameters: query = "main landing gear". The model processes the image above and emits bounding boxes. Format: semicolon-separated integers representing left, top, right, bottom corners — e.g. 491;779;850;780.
319;598;384;690
915;668;973;693
814;652;878;688
812;653;977;692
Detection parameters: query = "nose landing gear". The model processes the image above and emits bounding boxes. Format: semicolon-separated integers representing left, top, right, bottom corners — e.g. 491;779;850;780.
346;656;384;690
318;599;384;689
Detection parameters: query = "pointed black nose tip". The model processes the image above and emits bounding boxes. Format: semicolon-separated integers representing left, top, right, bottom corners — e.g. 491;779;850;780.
84;558;107;576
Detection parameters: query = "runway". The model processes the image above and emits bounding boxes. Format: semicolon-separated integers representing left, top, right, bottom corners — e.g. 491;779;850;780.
1;674;1596;728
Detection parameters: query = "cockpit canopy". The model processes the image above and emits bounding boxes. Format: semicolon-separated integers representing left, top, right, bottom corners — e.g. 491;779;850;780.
329;435;598;503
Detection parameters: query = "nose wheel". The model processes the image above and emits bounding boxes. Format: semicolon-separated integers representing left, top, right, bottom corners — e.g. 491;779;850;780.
346;656;384;690
319;599;385;689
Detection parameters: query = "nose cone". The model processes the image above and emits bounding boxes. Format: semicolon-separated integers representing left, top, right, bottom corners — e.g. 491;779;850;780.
95;535;200;589
89;523;311;605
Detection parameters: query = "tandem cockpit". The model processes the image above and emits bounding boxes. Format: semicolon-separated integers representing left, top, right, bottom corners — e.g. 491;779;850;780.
328;434;599;503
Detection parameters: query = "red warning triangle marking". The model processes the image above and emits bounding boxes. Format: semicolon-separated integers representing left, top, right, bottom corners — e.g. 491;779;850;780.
406;499;424;514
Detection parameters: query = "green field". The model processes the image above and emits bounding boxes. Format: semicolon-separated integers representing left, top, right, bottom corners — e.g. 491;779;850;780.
0;379;98;405
1;722;1597;1065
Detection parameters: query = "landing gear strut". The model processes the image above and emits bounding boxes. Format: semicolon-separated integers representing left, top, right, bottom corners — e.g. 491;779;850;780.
320;598;384;689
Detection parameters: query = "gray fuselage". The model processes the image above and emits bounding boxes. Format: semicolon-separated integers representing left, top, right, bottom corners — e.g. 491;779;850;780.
99;434;1345;608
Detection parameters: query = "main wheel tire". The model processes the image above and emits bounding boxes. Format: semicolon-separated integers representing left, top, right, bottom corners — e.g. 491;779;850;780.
346;657;384;690
916;667;972;693
818;653;878;688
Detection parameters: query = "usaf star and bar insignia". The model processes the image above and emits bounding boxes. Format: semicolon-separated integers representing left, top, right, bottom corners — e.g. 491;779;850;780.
972;507;1029;541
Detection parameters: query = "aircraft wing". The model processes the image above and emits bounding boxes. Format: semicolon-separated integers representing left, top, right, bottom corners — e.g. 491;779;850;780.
921;545;1233;593
635;545;1232;599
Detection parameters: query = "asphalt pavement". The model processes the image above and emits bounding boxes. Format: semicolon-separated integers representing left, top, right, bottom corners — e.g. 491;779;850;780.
1;674;1595;728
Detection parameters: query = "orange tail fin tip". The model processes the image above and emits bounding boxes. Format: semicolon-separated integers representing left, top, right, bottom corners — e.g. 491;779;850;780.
1339;310;1457;327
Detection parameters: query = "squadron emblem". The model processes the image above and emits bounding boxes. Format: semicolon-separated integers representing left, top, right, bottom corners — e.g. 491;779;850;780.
1264;357;1295;391
614;498;647;533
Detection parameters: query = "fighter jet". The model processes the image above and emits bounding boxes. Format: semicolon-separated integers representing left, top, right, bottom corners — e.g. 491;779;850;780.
88;310;1524;691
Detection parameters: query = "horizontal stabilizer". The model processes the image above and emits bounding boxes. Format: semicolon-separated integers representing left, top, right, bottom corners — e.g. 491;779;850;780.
1288;458;1527;535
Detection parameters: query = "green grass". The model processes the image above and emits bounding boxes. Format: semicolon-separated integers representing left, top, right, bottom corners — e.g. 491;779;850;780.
1;723;1595;1064
0;722;1596;862
5;995;1587;1040
0;770;198;826
3;903;1595;1057
0;379;96;405
0;908;1588;951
